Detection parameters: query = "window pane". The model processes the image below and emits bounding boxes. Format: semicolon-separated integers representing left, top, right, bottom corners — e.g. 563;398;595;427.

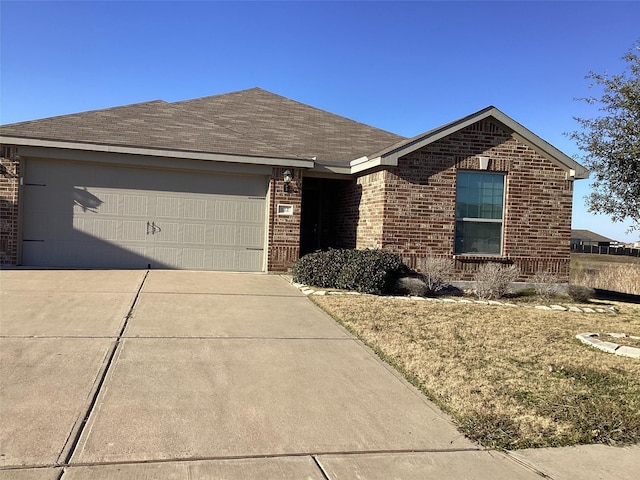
456;172;504;220
455;221;502;254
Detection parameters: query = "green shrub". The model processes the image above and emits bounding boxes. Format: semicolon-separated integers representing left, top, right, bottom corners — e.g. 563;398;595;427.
291;249;350;288
567;284;595;303
292;248;404;295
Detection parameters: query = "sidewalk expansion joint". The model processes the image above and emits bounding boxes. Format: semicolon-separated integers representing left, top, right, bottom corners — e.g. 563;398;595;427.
57;269;150;466
31;447;483;470
502;451;554;478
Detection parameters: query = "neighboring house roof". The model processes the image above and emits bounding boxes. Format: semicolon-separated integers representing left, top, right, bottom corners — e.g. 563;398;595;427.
0;87;588;178
571;229;618;244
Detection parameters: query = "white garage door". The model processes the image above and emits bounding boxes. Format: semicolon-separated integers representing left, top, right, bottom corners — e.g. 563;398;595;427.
22;159;268;271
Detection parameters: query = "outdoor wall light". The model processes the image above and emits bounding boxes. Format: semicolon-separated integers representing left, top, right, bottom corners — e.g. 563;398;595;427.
283;169;293;192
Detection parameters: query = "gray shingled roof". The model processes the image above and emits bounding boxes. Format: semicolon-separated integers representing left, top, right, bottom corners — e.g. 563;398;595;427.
0;88;405;165
571;229;619;244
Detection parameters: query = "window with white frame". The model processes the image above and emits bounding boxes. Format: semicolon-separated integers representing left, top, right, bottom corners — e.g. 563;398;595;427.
455;171;505;255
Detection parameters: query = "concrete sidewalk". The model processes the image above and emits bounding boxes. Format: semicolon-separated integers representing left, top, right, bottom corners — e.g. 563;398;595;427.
1;269;638;479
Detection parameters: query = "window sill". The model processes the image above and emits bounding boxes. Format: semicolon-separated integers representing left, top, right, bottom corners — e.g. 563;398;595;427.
453;254;509;261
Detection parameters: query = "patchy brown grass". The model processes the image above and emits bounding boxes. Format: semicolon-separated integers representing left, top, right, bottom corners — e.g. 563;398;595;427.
313;295;640;449
599;335;640;349
571;253;640;295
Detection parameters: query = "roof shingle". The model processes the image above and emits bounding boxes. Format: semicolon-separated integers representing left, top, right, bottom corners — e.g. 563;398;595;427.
1;88;405;164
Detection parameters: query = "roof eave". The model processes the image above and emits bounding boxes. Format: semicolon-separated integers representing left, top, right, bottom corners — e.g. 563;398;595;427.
0;136;315;169
350;156;396;174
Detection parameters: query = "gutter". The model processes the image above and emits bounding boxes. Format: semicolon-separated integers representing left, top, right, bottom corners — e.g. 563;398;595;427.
0;136;315;169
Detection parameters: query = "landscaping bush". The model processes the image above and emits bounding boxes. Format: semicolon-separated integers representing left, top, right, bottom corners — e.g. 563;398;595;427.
416;257;454;295
532;271;561;302
291;249;350;288
392;276;428;296
567;284;595;303
474;263;520;300
292;248;405;295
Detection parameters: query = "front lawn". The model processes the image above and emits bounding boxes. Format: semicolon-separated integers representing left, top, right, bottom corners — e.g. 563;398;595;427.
571;253;640;295
312;295;640;449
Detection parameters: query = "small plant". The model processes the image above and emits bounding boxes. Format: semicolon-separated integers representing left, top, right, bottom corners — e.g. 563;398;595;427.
532;271;561;302
567;284;595;303
416;257;454;295
474;263;520;300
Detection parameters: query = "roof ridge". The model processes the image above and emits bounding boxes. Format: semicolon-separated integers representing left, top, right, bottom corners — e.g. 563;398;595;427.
168;87;262;105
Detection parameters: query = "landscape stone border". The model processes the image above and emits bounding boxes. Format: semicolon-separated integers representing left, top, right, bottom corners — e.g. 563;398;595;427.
291;282;618;315
575;333;640;359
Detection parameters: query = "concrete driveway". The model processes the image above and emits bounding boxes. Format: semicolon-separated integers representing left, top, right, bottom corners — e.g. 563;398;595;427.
0;270;553;479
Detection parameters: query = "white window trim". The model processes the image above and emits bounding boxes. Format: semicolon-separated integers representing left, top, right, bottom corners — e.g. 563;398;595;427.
454;171;506;256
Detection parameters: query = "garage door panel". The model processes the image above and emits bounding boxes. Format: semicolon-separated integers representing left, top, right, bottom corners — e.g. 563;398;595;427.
153;247;180;267
212;225;236;246
211;250;237;271
122;195;149;216
184;199;207;219
238;250;263;272
23;186;65;240
92;219;119;241
237;201;265;222
154;222;179;243
23;239;156;269
122;221;146;241
238;226;264;247
183;224;206;244
156;196;182;218
182;248;206;269
22;159;268;271
212;200;236;221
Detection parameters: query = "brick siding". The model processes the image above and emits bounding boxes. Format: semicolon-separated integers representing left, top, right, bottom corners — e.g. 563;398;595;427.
267;167;302;271
0;149;20;265
354;120;573;282
355;170;386;249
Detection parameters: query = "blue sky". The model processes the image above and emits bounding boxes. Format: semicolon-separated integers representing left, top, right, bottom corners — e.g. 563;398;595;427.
1;1;639;242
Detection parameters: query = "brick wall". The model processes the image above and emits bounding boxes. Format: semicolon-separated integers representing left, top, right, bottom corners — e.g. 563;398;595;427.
354;170;386;249
368;120;573;282
0;150;20;265
267;167;302;271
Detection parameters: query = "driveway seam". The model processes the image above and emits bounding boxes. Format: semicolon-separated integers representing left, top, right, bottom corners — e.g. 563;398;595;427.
312;455;331;480
56;270;150;465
